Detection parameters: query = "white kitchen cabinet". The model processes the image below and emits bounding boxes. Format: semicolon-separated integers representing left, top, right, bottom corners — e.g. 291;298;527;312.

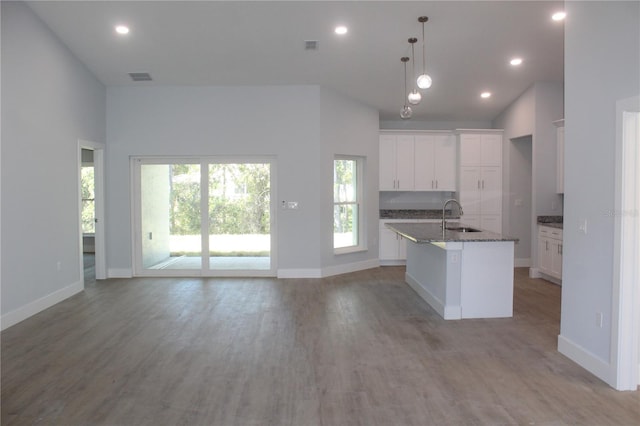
457;130;503;233
414;134;457;191
538;225;563;281
379;135;415;191
554;119;565;194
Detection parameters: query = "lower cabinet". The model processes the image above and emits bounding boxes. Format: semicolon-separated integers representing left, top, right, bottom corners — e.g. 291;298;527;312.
380;219;439;264
538;226;563;280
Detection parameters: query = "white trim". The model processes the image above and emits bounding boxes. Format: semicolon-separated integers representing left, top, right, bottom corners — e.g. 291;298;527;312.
558;334;612;385
108;268;133;278
514;257;531;268
611;96;640;390
529;267;541;278
405;271;461;320
1;280;83;330
277;269;322;279
321;258;379;278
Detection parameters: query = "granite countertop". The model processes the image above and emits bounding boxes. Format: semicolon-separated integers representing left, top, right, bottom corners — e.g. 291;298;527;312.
380;209;459;220
537;215;563;229
386;222;518;243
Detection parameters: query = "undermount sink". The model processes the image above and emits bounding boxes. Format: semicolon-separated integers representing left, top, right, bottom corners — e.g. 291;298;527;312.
445;226;481;233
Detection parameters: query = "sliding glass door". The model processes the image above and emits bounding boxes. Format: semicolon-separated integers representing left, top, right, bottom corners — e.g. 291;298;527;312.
134;158;274;276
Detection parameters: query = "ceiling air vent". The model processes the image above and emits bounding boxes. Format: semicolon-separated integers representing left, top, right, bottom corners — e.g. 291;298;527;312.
128;72;152;82
304;40;319;51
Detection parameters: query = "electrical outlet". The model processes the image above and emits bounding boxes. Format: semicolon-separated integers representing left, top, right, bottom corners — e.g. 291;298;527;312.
596;312;603;328
56;261;62;271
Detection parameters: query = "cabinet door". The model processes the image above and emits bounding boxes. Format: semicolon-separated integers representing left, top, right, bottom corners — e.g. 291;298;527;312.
395;136;415;190
550;240;563;279
556;126;564;194
538;236;552;275
480;134;503;167
459;167;481;215
413;136;435;190
480;167;502;215
459;134;482;167
379;136;397;190
379;225;400;260
397;235;408;259
434;134;457;191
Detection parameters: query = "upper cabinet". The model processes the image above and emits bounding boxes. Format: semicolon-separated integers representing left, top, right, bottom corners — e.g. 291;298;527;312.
379;134;415;190
554;119;565;194
414;134;457;191
456;130;504;234
379;131;456;192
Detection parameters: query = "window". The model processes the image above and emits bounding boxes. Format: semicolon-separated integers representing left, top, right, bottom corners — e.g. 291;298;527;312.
334;156;364;252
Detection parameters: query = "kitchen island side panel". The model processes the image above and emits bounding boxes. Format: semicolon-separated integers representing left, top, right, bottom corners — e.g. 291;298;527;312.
405;241;462;319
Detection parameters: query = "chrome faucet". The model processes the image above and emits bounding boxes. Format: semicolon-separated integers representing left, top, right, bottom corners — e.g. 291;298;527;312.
442;199;463;229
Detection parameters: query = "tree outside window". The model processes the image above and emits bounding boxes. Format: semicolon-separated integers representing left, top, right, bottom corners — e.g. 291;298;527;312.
81;166;95;234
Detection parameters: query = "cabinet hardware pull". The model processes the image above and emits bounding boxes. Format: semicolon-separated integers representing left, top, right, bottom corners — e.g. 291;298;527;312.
432;180;434;189
477;180;480;189
546;241;549;251
482;180;485;189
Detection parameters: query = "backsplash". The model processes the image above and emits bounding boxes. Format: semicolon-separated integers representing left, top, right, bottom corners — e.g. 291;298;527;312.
379;191;456;210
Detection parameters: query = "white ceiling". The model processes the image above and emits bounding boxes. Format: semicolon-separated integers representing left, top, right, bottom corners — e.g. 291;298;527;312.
26;0;565;122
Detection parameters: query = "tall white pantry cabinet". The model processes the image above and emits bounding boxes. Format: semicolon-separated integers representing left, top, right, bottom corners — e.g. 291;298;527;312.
456;130;503;234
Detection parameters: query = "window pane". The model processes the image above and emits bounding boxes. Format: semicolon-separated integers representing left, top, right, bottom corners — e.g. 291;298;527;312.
81;166;95;234
334;203;358;248
334;159;357;203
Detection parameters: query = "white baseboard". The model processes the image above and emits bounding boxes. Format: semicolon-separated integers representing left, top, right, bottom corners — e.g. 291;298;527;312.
379;259;406;266
321;258;379;278
558;334;613;386
515;257;531;267
405;271;461;320
108;268;132;278
1;280;83;331
277;268;322;279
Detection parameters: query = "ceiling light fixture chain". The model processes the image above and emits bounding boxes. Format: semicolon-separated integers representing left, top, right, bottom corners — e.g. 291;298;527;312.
417;16;433;89
400;57;412;119
407;38;422;105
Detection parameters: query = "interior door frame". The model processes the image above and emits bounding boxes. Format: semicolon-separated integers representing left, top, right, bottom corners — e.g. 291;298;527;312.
77;139;106;280
131;156;277;277
611;95;640;390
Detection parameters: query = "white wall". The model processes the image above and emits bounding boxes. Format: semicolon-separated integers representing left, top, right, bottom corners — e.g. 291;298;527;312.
106;86;379;277
493;83;563;266
559;1;640;384
1;1;106;327
319;89;380;271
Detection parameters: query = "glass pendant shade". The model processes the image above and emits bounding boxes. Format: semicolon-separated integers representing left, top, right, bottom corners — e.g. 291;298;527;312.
400;105;413;119
417;74;432;89
408;90;422;105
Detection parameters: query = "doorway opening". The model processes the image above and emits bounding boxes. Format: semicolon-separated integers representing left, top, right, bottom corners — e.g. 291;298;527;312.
78;140;106;283
510;135;533;268
132;157;276;277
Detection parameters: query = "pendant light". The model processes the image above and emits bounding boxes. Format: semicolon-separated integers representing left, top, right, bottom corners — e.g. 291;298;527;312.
407;38;422;105
400;57;412;119
416;16;433;89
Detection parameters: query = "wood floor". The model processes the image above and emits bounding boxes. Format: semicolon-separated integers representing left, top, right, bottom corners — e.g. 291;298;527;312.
2;267;639;425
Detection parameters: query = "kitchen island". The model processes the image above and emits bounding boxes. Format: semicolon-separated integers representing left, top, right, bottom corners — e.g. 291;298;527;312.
386;222;517;320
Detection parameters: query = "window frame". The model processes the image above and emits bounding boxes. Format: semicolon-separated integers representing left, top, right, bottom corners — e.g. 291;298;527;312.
333;155;365;254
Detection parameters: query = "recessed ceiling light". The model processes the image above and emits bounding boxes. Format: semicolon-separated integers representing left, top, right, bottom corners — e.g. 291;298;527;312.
115;25;130;35
335;26;348;35
480;92;492;99
510;58;523;66
552;11;566;21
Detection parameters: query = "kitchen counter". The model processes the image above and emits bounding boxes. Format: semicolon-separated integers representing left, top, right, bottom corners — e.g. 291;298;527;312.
386;222;515;320
386;222;517;243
